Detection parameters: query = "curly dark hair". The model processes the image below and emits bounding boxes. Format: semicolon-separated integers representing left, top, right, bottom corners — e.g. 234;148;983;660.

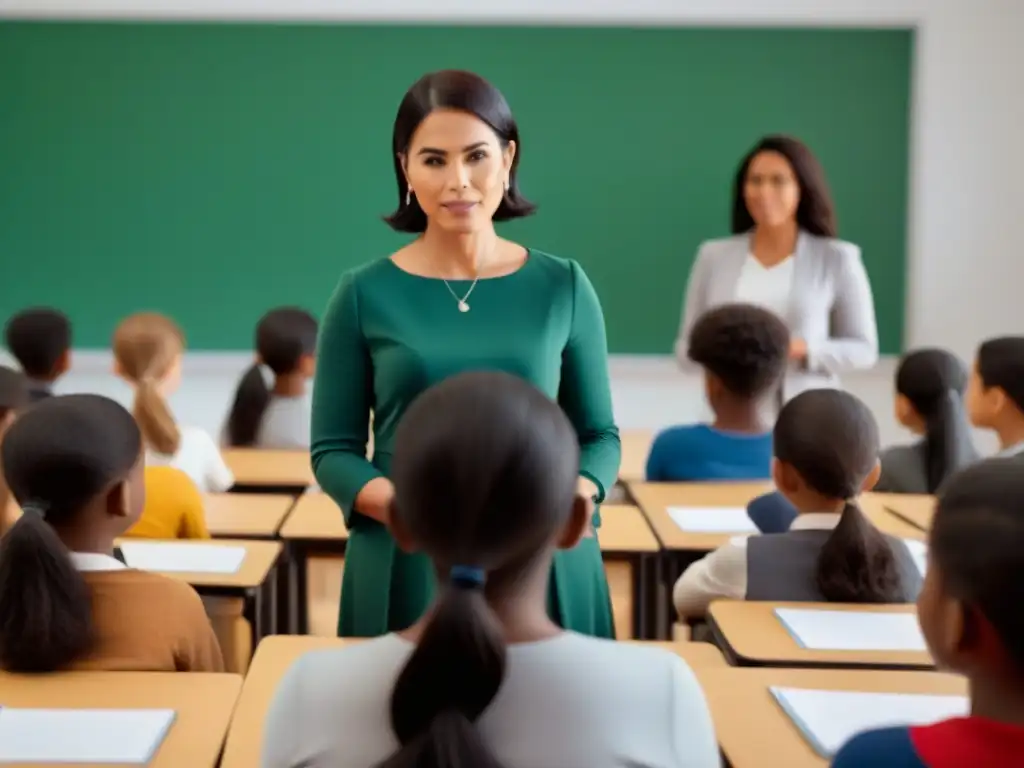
688;303;790;399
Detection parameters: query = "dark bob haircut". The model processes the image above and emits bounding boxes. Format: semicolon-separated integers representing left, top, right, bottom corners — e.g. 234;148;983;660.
384;70;536;233
731;135;837;238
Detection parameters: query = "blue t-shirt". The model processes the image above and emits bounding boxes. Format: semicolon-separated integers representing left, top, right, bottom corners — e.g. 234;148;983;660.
645;424;773;482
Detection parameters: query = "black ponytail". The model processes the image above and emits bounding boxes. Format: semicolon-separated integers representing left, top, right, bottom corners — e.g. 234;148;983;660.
0;508;93;672
922;389;976;493
895;348;976;492
225;364;271;447
816;500;905;603
378;580;506;768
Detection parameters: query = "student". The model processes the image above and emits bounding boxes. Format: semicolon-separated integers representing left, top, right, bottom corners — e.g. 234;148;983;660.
646;303;789;482
0;394;224;672
3;307;71;402
125;466;210;540
113;312;234;492
832;458;1024;766
0;366;29;534
965;336;1024;459
262;371;719;768
876;348;978;494
225;307;317;449
674;388;921;619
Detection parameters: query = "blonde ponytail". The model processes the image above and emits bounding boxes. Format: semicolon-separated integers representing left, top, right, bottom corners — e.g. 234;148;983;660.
134;379;180;455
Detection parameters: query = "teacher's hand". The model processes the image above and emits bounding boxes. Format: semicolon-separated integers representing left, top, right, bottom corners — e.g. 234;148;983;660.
789;337;808;361
577;477;598;538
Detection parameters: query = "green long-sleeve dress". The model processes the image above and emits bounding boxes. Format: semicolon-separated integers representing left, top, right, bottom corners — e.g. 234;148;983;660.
311;249;621;637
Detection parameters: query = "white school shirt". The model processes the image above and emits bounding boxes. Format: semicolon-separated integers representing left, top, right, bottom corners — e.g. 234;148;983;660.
147;425;234;493
733;254;796;319
68;552;127;572
261;632;720;768
996;441;1024;458
673;513;841;619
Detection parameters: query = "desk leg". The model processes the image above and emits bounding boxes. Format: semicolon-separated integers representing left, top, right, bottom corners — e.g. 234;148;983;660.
289;544;310;636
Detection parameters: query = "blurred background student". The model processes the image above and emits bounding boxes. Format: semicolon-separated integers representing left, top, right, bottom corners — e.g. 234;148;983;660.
224;307;317;449
4;307;71;402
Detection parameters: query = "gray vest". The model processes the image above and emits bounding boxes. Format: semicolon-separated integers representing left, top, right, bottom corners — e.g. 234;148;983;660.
746;529;922;601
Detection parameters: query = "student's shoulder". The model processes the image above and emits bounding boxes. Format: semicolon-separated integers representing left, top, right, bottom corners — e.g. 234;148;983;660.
178;424;219;452
554;633;703;692
279;635;412;703
832;726;924;767
652;424;708;450
88;569;206;607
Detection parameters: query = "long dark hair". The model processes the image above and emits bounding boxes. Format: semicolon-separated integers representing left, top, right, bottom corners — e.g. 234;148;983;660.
932;459;1024;669
895;349;977;492
378;371;580;768
774;389;905;603
384;70;536;233
225;307;318;447
731;135;837;237
0;394;142;672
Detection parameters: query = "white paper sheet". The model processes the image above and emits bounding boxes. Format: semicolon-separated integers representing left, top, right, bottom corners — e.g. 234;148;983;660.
0;708;175;764
903;538;928;576
774;608;927;652
119;541;246;574
770;687;967;757
667;506;758;533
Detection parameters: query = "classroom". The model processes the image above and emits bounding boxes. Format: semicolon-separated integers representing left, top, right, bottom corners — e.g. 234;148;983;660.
0;0;1022;766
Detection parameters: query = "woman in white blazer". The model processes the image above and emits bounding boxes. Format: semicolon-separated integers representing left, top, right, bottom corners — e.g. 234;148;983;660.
675;135;879;401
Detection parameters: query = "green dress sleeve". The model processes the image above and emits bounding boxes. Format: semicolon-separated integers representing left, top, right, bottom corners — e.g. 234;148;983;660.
558;261;621;502
310;272;384;524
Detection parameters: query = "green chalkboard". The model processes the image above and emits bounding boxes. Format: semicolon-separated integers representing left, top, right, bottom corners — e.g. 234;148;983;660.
0;22;911;353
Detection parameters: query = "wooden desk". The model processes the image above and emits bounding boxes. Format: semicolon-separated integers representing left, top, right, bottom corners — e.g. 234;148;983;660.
221;635;726;768
628;481;772;552
618;429;654;482
117;538;283;644
870;492;935;532
695;667;966;768
858;495;927;541
205;493;296;539
598;504;660;639
707;601;934;670
0;671;242;768
223;449;315;492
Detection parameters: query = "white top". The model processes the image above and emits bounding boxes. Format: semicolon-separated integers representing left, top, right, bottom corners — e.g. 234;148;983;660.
257;394;312;449
146;425;234;493
68;552;127;572
733;254;796;320
673;513;841;619
261;632;720;768
997;441;1024;458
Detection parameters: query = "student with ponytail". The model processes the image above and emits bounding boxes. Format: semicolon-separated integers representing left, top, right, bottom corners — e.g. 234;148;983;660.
224;307;317;448
262;372;719;768
0;395;223;672
877;348;978;493
675;388;920;619
113;313;233;492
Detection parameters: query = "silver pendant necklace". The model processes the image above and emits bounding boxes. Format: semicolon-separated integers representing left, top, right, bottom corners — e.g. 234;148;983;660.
442;278;478;313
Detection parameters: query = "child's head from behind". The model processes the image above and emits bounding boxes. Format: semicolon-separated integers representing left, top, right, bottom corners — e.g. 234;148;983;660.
688;303;789;412
895;348;969;434
4;308;72;382
967;337;1024;433
918;459;1024;681
774;389;905;603
112;313;184;455
225;307;318;447
0;394;145;672
380;371;588;767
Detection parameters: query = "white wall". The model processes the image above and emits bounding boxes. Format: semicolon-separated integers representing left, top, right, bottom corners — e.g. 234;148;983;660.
2;0;1021;360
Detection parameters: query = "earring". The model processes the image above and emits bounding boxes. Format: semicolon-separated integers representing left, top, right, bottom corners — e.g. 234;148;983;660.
502;179;509;196
405;187;413;206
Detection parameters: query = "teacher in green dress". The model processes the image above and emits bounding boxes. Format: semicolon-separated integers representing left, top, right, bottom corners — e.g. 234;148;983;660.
311;69;621;638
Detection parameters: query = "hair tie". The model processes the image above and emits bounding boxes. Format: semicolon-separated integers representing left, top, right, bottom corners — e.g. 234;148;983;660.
449;565;486;589
22;501;47;520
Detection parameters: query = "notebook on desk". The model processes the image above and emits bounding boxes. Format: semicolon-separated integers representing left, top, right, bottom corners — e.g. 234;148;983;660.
770;687;966;758
0;708;176;764
774;608;927;653
667;506;758;533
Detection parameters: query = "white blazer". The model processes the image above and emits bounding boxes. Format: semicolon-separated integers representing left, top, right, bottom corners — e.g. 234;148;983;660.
675;231;879;399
